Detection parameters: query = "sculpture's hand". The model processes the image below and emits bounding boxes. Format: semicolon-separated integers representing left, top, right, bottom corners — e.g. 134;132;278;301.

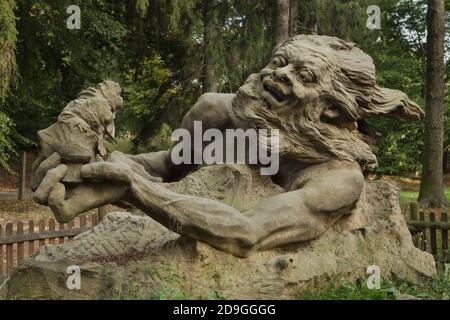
74;121;91;133
33;160;129;223
30;151;163;223
31;152;66;204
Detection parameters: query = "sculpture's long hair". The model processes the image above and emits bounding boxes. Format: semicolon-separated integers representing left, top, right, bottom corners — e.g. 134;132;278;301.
233;35;424;172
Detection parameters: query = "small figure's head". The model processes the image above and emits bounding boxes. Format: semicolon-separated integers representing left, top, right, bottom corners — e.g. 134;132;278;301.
99;80;124;111
76;80;123;138
77;80;123;111
233;35;424;172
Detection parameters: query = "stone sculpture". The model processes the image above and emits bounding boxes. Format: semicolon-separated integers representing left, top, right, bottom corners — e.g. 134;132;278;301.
31;35;425;258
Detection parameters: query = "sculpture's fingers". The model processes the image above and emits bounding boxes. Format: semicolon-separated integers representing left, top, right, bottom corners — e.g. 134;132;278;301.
30;152;62;191
31;154;45;176
109;151;163;183
81;162;132;183
33;164;67;205
47;182;70;223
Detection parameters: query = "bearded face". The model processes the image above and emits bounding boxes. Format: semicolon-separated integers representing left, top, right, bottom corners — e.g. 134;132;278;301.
233;35;423;172
241;42;335;117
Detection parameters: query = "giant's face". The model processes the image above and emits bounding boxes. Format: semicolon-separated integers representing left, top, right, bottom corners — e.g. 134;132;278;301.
237;41;336;116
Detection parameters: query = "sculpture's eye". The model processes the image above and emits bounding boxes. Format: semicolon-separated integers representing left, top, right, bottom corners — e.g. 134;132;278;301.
270;56;287;68
297;70;315;83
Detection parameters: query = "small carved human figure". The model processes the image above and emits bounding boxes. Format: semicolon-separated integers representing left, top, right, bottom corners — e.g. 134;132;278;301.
31;80;123;188
31;36;424;257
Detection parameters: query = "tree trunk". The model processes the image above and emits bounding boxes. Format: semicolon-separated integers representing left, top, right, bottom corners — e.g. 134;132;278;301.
418;0;447;208
289;0;298;37
275;0;290;44
202;0;218;93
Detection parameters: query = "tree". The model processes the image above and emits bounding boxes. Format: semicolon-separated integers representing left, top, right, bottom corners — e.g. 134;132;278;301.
0;0;17;167
289;0;298;36
419;0;447;207
202;0;218;93
0;0;17;99
275;0;290;44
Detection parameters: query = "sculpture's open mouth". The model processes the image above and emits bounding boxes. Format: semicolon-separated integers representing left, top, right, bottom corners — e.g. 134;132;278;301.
263;82;287;102
261;78;292;109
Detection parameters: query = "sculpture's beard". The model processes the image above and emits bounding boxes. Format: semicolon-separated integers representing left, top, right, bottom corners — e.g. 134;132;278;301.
232;75;378;172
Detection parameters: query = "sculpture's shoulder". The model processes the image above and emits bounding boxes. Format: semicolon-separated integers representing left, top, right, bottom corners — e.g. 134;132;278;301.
182;92;238;130
197;92;236;108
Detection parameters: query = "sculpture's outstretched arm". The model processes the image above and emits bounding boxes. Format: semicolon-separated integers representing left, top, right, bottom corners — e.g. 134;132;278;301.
119;92;238;182
68;161;363;257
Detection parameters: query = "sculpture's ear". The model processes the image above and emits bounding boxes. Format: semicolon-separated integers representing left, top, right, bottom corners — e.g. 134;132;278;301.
361;86;424;121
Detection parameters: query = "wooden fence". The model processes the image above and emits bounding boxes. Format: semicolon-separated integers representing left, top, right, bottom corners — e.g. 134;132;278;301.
1;204;449;277
0;213;99;276
407;203;449;264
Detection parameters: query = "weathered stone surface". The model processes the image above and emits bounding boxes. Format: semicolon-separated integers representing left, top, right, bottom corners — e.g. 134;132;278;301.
2;166;435;299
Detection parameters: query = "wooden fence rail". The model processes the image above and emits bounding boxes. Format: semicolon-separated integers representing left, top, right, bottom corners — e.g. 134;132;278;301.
1;204;449;277
0;213;99;276
407;202;449;264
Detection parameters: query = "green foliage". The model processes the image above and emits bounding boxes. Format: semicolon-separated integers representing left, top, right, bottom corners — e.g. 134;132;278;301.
0;112;15;168
297;278;397;300
2;0;128;151
362;0;449;176
0;0;18;99
105;138;134;154
119;54;177;150
297;275;450;300
395;274;450;300
399;189;450;207
0;0;18;167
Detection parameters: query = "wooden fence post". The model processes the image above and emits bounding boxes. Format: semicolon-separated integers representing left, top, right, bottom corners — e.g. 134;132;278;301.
419;209;427;251
0;224;3;275
17;221;24;262
98;206;108;222
80;215;87;229
6;223;13;273
18;151;27;201
409;202;419;247
38;220;45;247
442;211;448;263
430;209;437;256
91;212;98;227
28;220;34;255
48;219;56;245
67;220;75;241
58;223;65;244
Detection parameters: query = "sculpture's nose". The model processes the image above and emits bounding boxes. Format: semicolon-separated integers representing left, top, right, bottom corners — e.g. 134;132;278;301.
273;68;292;85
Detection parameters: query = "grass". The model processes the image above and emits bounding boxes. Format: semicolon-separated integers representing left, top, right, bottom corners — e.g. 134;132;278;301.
399;188;450;208
297;274;450;300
